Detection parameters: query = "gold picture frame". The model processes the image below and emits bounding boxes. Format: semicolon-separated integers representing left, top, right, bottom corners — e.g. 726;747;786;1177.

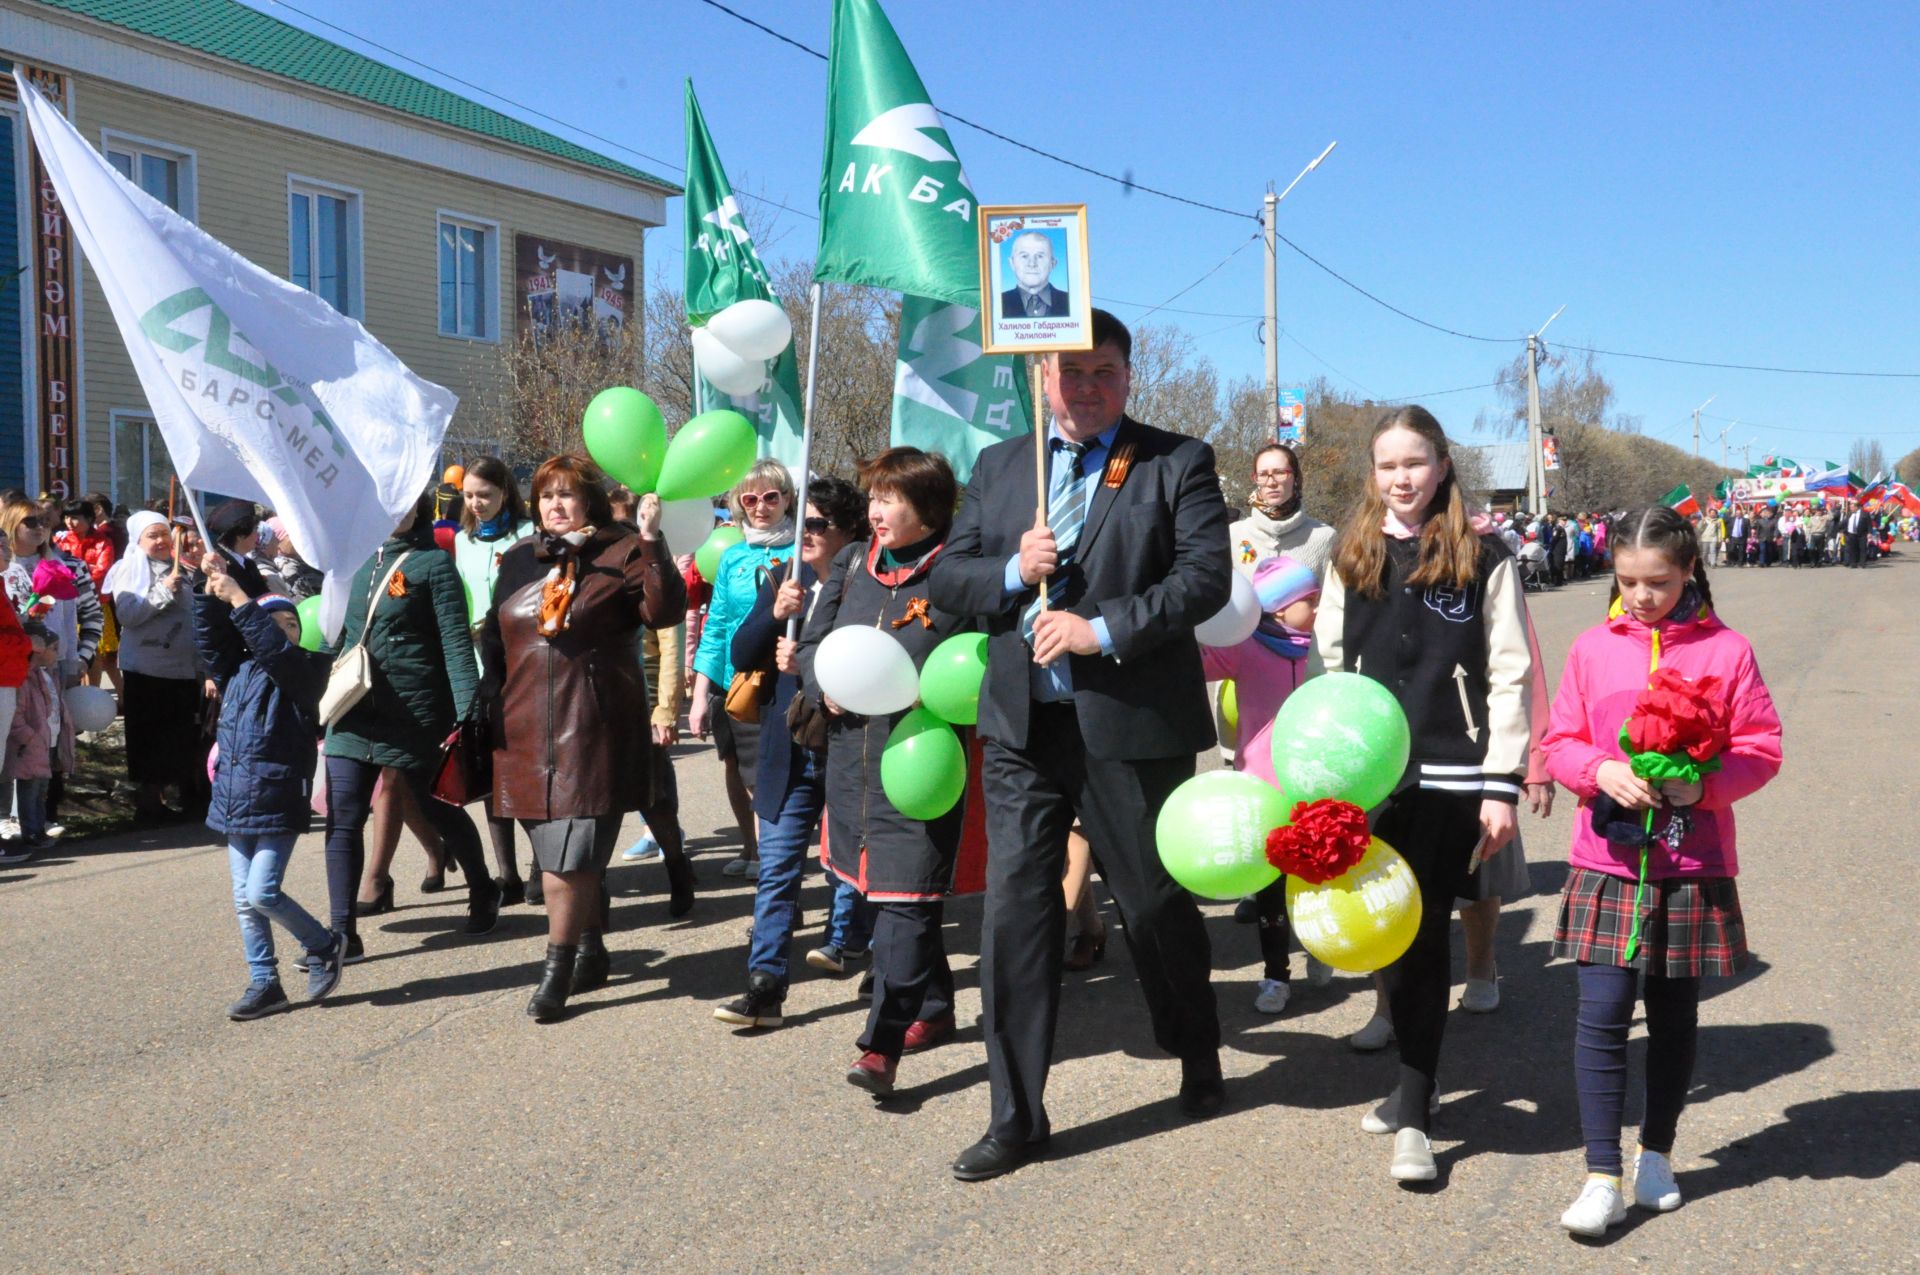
977;203;1093;356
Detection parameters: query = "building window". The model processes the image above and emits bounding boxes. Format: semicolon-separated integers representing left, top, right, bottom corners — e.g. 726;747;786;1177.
289;178;362;317
102;132;193;217
437;213;498;341
110;412;175;512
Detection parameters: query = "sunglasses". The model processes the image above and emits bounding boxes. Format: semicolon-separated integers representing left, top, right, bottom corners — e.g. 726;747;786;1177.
18;517;41;529
738;491;785;509
802;516;831;534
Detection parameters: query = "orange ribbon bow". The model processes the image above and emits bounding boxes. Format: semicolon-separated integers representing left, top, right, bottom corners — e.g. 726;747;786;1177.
1104;441;1136;490
891;597;934;630
385;571;408;599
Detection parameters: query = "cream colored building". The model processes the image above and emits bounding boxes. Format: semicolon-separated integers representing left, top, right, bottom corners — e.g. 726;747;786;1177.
0;0;676;507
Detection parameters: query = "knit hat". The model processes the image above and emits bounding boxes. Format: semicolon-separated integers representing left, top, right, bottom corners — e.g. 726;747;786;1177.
1251;554;1319;615
253;593;299;619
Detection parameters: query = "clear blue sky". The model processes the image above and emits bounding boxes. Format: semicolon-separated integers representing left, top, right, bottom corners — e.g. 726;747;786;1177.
262;0;1920;467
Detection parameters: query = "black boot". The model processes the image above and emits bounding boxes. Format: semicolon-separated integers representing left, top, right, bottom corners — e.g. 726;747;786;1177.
527;944;576;1022
572;931;610;994
666;852;696;918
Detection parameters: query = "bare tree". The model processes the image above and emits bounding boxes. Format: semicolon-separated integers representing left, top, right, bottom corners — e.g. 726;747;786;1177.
1125;324;1220;441
1896;445;1920;488
1849;437;1888;478
461;315;646;469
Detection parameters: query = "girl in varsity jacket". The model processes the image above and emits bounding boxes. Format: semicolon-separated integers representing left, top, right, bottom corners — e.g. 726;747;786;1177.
1314;405;1534;1185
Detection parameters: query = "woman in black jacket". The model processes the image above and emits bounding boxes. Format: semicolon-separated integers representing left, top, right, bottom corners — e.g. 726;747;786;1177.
797;449;973;1097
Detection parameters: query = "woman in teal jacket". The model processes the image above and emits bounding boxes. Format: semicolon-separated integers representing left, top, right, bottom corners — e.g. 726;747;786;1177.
688;458;795;878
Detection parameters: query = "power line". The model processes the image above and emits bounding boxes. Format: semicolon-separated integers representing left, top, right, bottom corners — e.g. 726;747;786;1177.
693;0;1254;221
1130;232;1261;324
1095;297;1261;320
1700;411;1920;441
260;0;823;224
1274;324;1376;399
1377;380;1503;402
1553;343;1920;380
1269;228;1525;344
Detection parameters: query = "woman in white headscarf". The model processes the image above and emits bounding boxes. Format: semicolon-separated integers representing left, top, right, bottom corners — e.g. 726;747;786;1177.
104;511;202;821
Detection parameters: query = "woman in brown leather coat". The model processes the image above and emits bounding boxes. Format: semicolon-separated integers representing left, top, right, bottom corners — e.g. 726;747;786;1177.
480;455;686;1023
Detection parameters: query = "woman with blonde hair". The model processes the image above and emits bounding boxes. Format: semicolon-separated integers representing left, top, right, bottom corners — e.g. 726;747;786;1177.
689;458;797;878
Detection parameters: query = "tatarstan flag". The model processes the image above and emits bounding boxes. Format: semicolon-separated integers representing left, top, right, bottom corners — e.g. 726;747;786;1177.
1664;484;1701;517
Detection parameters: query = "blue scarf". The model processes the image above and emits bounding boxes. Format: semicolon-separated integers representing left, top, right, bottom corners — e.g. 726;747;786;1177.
1250;618;1312;661
476;512;514;540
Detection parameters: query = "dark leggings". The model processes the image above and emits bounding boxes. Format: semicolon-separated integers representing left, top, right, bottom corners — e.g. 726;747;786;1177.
1254;876;1292;982
1374;787;1482;1134
1576;961;1701;1173
860;900;955;1061
324;756;488;936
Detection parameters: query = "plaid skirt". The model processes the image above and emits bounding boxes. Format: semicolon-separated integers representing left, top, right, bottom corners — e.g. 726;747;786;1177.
1553;867;1748;977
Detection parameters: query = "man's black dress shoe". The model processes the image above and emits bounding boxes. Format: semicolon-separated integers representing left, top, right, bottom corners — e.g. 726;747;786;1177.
1179;1053;1227;1119
952;1135;1047;1182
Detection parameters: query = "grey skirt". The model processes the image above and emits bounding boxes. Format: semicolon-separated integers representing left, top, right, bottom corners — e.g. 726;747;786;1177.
1454;820;1530;906
523;814;622;874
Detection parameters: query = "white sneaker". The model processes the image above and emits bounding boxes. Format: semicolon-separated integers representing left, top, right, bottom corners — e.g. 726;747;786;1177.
1389;1127;1436;1181
721;856;759;879
1460;976;1500;1013
1349;1013;1395;1052
43;823;63;840
1561;1177;1628;1236
1632;1149;1683;1211
1360;1092;1440;1134
0;818;18;841
1305;954;1335;988
1253;978;1291;1015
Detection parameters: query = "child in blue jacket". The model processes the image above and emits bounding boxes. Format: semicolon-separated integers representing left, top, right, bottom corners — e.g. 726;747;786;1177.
194;556;342;1021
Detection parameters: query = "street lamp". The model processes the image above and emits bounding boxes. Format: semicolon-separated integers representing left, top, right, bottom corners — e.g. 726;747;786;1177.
1692;395;1716;457
1526;305;1566;513
1264;142;1338;433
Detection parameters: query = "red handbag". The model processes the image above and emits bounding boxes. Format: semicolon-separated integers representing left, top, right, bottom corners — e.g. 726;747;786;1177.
430;719;493;806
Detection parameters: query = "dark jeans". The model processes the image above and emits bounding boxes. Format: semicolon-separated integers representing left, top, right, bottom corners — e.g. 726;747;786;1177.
1254;876;1293;982
1575;962;1701;1173
323;756;488;935
1373;785;1482;1134
859;900;954;1060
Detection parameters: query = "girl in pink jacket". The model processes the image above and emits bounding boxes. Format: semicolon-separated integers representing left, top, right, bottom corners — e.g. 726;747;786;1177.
1541;506;1782;1237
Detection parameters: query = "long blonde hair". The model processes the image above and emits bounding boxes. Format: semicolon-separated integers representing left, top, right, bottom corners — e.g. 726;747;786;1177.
1332;405;1482;599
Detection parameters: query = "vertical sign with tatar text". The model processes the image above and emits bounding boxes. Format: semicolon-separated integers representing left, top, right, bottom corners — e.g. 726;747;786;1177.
20;67;75;498
1277;387;1306;445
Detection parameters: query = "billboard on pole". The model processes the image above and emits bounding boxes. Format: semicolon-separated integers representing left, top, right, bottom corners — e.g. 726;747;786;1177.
1277;387;1306;444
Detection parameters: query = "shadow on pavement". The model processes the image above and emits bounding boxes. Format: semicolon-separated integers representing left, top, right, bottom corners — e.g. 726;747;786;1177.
1684;1089;1920;1199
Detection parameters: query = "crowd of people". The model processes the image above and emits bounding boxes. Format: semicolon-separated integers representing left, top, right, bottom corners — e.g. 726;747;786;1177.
5;311;1803;1237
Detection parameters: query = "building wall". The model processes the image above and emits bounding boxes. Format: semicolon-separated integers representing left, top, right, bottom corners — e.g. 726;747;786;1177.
61;73;652;503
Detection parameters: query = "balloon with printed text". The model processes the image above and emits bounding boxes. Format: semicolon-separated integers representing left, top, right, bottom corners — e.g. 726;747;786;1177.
1285;838;1422;972
1154;770;1288;900
1269;672;1410;811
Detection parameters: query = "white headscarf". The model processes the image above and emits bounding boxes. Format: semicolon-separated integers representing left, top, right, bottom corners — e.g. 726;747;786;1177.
103;511;172;598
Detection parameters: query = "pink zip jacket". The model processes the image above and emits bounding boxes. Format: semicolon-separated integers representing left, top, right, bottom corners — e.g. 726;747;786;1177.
1542;599;1782;880
1202;640;1308;790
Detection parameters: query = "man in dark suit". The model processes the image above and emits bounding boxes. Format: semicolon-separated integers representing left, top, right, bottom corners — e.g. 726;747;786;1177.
930;309;1232;1181
1727;505;1749;567
999;231;1071;320
1844;501;1869;566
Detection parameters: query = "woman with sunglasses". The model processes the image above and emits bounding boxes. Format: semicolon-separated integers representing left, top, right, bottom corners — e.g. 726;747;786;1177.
688;459;797;880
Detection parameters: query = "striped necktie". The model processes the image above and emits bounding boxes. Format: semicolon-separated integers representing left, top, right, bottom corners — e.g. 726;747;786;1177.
1022;439;1090;642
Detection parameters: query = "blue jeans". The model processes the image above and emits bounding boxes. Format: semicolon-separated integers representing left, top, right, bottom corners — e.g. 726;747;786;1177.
13;778;47;840
229;833;331;986
746;752;872;987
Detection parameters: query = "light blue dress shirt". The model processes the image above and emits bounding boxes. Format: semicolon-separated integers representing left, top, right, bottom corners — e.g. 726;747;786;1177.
1003;421;1122;701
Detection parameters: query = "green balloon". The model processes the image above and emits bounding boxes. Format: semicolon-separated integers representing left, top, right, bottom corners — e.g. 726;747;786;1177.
879;707;967;821
694;525;744;581
296;595;325;652
1154;770;1287;900
581;387;667;493
656;409;758;502
918;632;988;726
1269;672;1411;812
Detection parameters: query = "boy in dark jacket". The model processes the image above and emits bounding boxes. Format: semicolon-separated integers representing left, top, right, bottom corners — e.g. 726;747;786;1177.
195;556;343;1021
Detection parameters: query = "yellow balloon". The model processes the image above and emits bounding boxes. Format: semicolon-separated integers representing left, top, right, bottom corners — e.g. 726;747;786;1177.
1218;679;1239;740
1285;838;1422;973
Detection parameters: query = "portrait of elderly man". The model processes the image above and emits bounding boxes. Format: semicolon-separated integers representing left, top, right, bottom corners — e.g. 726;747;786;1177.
999;230;1072;320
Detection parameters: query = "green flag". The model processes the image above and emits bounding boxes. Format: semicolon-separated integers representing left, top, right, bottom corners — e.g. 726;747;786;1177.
815;0;979;303
1662;484;1700;517
891;295;1031;484
683;81;805;471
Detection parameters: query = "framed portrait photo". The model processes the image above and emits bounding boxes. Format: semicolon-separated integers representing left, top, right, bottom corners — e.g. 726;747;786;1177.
978;204;1093;355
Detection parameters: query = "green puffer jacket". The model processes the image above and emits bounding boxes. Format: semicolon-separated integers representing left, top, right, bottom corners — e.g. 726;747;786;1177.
323;523;477;772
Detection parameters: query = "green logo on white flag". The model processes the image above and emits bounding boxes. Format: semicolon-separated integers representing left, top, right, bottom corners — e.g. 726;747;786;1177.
891;295;1029;484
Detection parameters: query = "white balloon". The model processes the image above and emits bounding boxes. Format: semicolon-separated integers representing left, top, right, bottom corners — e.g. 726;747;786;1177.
66;684;118;734
657;498;718;557
1195;570;1262;647
706;298;793;362
814;625;920;718
692;326;769;396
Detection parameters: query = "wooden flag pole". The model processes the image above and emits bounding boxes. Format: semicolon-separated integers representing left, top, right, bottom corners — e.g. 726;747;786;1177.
1030;354;1049;607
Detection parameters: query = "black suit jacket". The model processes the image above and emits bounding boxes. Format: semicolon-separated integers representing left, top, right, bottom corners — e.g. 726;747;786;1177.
929;416;1230;761
1000;283;1071;320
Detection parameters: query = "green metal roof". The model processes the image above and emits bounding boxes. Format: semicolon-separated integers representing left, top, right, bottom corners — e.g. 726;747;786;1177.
36;0;681;193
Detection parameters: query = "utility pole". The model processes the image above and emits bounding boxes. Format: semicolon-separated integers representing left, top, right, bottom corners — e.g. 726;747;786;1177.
1692;395;1716;458
1718;423;1733;471
1525;304;1566;513
1261;142;1336;434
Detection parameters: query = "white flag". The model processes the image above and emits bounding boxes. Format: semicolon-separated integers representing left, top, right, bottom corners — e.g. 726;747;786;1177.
14;72;455;635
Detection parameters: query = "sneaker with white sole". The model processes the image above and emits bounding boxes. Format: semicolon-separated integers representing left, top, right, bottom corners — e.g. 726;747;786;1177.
1360;1092;1441;1134
1349;1013;1395;1052
1253;978;1291;1015
721;856;759;879
1389;1127;1436;1181
0;818;18;841
1632;1149;1682;1211
1561;1176;1628;1236
620;832;664;863
43;823;64;840
1305;954;1335;988
806;944;850;974
1460;976;1500;1013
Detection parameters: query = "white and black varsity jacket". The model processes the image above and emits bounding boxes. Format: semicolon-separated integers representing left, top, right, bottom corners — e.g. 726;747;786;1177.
1315;534;1533;804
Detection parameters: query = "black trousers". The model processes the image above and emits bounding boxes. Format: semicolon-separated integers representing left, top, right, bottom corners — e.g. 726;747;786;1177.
978;702;1216;1144
1373;785;1482;1134
1846;531;1867;566
323;756;488;935
859;900;954;1060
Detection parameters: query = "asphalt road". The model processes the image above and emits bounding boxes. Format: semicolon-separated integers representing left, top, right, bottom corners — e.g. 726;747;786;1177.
1;554;1914;1273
